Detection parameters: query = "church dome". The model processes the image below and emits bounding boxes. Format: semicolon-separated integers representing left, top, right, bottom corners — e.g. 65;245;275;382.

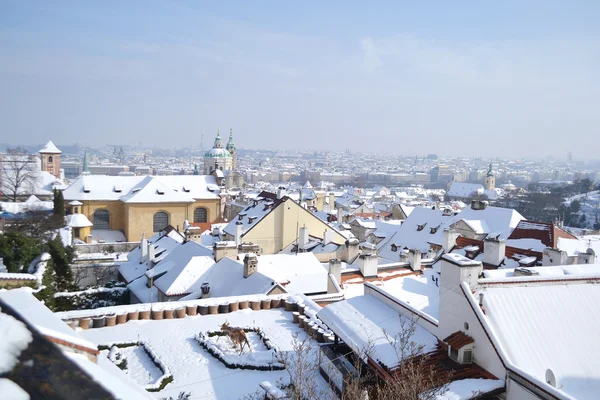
205;148;231;158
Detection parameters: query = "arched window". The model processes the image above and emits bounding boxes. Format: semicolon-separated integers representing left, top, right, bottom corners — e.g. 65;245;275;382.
153;211;169;232
193;207;208;223
93;209;110;230
48;156;53;163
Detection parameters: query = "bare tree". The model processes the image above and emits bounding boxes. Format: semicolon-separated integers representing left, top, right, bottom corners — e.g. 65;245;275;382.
242;317;450;400
1;147;39;202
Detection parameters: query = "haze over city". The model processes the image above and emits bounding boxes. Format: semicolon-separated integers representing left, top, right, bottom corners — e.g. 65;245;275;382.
1;1;599;158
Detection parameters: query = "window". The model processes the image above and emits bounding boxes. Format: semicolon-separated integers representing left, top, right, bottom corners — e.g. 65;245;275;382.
193;207;208;223
93;209;110;230
153;211;169;232
74;228;80;237
48;156;53;163
450;347;459;361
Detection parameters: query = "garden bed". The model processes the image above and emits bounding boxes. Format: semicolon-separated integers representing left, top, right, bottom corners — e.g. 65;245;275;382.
99;341;173;391
195;328;285;371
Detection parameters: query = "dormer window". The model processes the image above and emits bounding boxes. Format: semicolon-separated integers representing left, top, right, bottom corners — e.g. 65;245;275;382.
248;216;257;224
83;184;90;193
391;244;398;252
445;331;474;365
183;186;190;192
114;185;122;193
430;226;439;234
156;189;165;195
417;223;427;231
238;213;246;221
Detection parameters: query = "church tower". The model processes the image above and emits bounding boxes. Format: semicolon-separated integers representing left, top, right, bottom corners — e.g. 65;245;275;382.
226;129;236;171
484;162;496;191
203;130;233;175
39;140;62;179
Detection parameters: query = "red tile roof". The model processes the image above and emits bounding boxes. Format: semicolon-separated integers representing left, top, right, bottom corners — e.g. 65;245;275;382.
508;220;577;248
444;331;475;349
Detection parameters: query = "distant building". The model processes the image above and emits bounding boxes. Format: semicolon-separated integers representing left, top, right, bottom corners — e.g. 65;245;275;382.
39;141;62;179
203;129;243;188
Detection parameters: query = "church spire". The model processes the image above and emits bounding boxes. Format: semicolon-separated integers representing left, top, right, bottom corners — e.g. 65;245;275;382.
214;129;222;148
487;162;494;177
226;128;236;152
82;147;89;173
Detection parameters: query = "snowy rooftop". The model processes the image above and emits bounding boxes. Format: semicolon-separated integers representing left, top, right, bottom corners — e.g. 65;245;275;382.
39;140;62;154
478;282;600;399
317;295;438;370
0;289;97;352
481;265;600;280
63;174;221;202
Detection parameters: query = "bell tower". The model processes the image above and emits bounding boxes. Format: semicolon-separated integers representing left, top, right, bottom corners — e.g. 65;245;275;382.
39;140;62;179
484;162;495;191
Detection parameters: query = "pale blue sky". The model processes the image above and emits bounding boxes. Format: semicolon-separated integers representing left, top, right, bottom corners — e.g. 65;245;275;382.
1;1;599;158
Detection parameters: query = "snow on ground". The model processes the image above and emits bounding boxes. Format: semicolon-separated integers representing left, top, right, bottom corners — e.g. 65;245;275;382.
79;307;333;400
102;346;163;386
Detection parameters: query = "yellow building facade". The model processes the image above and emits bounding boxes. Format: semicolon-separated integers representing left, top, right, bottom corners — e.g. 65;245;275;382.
63;175;222;242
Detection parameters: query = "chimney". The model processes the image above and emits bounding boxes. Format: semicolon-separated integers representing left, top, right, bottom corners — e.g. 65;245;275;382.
212;225;220;237
323;229;334;244
140;234;148;264
147;243;156;269
235;222;243;246
408;249;422;271
328;258;342;287
442;228;459;252
214;241;238;262
542;248;568;266
329;192;335;212
277;187;286;199
439;253;482;293
470;200;488;210
243;253;258;278
337;207;343;223
298;226;309;252
201;282;210;298
338;238;360;263
358;253;378;278
483;237;506;267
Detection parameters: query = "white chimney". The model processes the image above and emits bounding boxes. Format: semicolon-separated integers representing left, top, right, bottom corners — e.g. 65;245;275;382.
323;229;334;244
277;187;286;199
328;193;335;212
337;207;343;223
442;228;459;252
439;253;482;294
542;248;568;266
408;249;422;271
298;226;309;251
483;237;506;267
358;253;378;277
235;222;243;246
140;234;148;264
328;258;342;286
147;243;156;269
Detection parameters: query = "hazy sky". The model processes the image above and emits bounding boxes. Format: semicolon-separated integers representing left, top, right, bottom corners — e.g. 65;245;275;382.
1;1;599;158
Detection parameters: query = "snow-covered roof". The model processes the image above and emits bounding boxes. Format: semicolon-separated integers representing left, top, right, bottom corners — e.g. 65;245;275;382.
63;174;220;202
66;213;93;228
435;378;505;400
0;289;96;352
182;253;328;300
478;282;600;399
153;248;215;296
482;265;600;280
39;140;61;154
222;195;280;237
119;229;185;283
317;295;438;370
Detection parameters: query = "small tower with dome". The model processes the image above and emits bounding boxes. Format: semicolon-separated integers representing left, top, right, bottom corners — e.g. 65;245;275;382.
484;162;496;191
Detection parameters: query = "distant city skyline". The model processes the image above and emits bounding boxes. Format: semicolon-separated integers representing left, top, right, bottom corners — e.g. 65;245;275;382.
1;1;599;158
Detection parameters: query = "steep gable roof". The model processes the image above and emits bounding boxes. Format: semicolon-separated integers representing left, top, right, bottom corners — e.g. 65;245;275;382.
508;220;577;248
